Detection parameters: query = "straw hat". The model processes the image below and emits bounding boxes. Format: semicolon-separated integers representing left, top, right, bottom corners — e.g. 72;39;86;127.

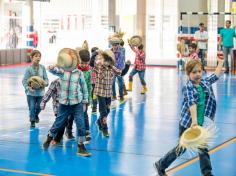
178;125;217;152
129;35;142;47
109;37;121;45
28;76;46;90
56;48;78;71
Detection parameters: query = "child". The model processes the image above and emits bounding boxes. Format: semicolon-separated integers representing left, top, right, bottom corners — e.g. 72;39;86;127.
22;50;49;128
93;51;121;137
188;43;199;60
43;48;91;157
153;58;224;176
127;42;147;94
77;49;92;141
90;47;99;113
111;39;125;101
40;78;75;143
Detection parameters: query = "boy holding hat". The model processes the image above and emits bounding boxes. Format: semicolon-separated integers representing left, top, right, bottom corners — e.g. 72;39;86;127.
153;57;224;176
43;48;91;157
22;50;49;128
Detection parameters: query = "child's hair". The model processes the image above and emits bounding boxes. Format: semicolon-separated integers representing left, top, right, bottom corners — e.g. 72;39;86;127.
199;22;204;27
138;44;144;50
188;43;197;50
101;52;115;66
79;49;90;62
91;47;99;53
30;50;41;58
185;59;202;76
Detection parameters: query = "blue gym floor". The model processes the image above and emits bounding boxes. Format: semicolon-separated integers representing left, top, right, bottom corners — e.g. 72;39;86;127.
0;66;235;176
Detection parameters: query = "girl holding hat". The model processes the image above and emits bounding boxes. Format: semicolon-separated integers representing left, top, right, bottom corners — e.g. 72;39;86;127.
22;50;49;128
154;58;224;176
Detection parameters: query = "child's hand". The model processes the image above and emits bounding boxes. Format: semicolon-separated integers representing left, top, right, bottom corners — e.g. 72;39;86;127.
126;60;131;65
28;86;35;92
40;103;45;110
83;103;87;112
48;65;55;70
191;122;198;129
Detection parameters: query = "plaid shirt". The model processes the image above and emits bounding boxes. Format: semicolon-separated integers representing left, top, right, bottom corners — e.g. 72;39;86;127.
130;45;146;71
93;65;121;97
40;79;60;115
180;74;219;128
91;69;96;84
189;52;199;60
49;67;88;105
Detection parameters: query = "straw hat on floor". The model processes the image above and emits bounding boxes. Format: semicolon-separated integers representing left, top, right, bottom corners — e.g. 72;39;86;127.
28;76;46;90
56;48;78;72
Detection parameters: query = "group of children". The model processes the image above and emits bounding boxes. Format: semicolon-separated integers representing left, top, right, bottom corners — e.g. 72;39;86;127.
22;38;148;157
22;36;225;175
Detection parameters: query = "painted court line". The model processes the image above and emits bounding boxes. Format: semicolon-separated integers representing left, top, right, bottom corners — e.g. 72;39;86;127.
167;136;236;174
0;168;54;176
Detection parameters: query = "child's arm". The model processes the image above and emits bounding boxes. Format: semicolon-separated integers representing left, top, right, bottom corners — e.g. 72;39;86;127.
48;65;64;77
40;81;56;110
22;68;32;92
79;72;89;104
111;65;122;75
121;61;131;76
42;65;49;87
214;57;224;77
189;104;198;127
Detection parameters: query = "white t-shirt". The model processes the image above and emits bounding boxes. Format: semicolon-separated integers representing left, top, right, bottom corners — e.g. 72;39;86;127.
194;30;208;49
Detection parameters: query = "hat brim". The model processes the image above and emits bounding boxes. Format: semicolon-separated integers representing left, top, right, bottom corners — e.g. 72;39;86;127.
130;35;142;47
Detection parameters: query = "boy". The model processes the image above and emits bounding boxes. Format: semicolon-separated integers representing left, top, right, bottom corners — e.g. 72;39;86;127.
153;57;224;176
94;50;121;137
43;48;91;157
77;49;92;141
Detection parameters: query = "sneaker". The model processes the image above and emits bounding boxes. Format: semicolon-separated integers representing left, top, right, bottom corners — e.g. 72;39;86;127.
119;96;124;101
43;134;53;150
35;117;39;123
77;144;91;157
85;131;91;141
30;121;35;128
51;139;63;146
112;96;117;101
153;161;167;176
66;132;75;140
102;129;110;138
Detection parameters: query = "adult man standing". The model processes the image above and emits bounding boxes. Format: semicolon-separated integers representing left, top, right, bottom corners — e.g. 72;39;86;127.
219;20;236;73
194;23;208;71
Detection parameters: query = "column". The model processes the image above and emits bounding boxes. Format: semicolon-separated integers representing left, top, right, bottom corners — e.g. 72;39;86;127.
136;0;146;49
108;0;117;32
207;0;218;67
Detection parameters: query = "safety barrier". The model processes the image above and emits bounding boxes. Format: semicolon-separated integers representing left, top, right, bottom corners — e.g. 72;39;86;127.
0;49;30;66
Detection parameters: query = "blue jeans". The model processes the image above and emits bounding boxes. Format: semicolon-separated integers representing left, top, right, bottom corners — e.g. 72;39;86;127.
129;69;146;86
198;49;206;70
27;95;43;122
84;104;89;131
49;103;85;139
158;125;213;176
112;75;123;97
223;47;233;70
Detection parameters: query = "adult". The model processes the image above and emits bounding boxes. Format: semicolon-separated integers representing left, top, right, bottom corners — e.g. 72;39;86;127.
219;20;236;73
194;23;208;71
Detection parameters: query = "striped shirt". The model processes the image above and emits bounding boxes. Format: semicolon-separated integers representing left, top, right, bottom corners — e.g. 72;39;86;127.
93;65;121;97
40;78;60;115
49;67;88;105
180;74;219;128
